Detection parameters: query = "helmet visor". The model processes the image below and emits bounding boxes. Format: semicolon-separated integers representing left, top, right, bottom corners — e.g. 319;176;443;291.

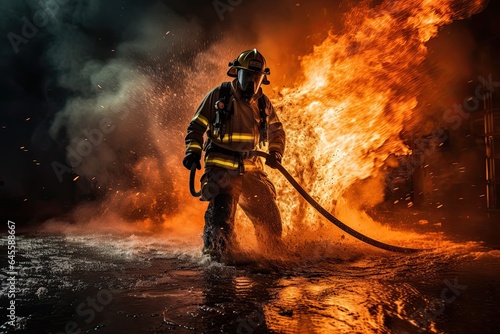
237;69;264;95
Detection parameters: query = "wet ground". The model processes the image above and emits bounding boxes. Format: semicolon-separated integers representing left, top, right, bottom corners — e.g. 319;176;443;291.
1;215;499;334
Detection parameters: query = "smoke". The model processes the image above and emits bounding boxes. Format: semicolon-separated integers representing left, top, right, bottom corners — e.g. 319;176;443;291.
10;0;246;228
20;0;349;230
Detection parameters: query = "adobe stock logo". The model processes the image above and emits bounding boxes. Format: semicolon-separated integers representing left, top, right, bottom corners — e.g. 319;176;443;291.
442;74;500;129
7;0;70;54
212;0;243;21
401;277;468;333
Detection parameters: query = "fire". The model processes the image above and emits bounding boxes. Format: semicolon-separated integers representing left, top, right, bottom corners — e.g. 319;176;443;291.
270;0;487;232
65;0;487;247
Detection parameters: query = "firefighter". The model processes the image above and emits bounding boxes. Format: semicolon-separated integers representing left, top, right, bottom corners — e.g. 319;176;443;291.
183;49;286;262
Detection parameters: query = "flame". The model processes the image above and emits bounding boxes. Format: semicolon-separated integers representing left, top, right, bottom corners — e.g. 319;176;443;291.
270;0;486;232
61;0;487;247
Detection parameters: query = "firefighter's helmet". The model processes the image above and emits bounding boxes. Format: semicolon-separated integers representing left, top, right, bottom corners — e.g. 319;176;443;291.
227;49;270;95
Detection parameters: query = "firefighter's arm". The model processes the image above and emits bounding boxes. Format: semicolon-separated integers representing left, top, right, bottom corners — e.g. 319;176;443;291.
184;91;214;168
266;97;286;156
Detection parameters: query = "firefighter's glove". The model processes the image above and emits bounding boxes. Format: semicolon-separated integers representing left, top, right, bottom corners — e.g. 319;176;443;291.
183;152;201;170
265;151;282;169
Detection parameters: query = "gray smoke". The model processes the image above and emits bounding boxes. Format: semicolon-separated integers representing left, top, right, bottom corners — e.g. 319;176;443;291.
15;0;242;223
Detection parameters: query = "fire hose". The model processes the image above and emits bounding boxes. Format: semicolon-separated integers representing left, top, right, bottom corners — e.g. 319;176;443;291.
190;151;424;254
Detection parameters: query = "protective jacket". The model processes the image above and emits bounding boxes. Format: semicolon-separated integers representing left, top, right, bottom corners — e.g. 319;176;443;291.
185;80;285;171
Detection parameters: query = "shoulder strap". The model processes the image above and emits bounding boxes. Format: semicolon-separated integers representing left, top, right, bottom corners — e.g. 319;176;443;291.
219;82;232;105
211;82;233;142
258;95;267;117
258;95;268;147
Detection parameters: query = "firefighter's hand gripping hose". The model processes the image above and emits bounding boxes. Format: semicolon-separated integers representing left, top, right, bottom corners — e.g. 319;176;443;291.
190;163;202;197
189;152;425;254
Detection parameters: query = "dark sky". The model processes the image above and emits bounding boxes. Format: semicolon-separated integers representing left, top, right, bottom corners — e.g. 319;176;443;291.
0;0;499;222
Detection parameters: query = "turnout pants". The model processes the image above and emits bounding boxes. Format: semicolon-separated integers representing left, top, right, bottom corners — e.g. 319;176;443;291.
201;166;283;256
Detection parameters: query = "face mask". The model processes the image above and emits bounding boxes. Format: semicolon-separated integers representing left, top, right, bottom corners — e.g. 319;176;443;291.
237;69;264;97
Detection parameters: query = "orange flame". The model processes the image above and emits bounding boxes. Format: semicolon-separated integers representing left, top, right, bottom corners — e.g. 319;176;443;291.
271;0;487;232
77;0;487;248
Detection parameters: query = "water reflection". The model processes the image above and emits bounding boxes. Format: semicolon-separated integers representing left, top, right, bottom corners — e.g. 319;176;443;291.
263;276;403;333
200;266;271;333
2;234;498;333
196;246;482;334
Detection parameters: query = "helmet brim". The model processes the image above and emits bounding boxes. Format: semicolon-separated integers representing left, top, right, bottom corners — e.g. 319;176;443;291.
227;67;238;77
